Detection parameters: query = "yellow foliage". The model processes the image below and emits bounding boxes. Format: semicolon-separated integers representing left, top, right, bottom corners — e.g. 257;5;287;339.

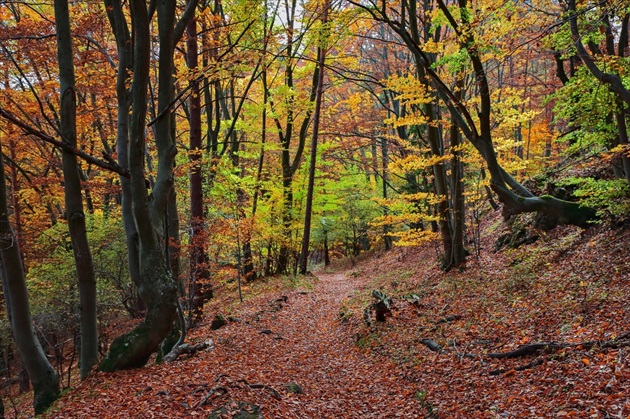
389;230;440;247
385;75;433;107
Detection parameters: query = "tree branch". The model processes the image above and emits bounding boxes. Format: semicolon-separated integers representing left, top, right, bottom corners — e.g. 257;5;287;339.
0;107;128;178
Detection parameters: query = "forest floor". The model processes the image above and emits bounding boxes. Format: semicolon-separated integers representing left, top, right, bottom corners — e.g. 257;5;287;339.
42;268;424;418
30;211;630;418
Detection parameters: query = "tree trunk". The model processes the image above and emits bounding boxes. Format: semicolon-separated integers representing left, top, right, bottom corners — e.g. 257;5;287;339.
323;232;330;266
7;140;23;251
614;107;630;184
100;0;198;370
167;187;181;293
380;135;393;251
0;143;60;414
450;86;466;267
105;0;145;315
299;2;328;275
54;0;98;380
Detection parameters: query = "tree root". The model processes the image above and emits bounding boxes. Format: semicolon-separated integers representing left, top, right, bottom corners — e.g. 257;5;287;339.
419;331;630;376
489;358;546;376
195;386;228;408
237;379;282;400
488;332;630;359
487;343;565;359
194;375;282;408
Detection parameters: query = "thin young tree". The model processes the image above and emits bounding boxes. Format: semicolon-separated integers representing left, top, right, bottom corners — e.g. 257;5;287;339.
300;0;330;274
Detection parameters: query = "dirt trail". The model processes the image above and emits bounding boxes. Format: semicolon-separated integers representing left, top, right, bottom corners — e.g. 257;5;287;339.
49;270;424;418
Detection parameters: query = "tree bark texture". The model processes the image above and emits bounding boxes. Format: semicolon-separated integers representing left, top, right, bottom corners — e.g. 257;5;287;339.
54;0;99;380
299;1;329;274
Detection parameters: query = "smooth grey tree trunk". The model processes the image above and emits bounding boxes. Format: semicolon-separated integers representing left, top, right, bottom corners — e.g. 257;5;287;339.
54;0;99;379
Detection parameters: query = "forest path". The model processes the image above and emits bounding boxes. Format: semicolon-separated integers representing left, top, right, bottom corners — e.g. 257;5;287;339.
50;269;424;418
195;269;424;417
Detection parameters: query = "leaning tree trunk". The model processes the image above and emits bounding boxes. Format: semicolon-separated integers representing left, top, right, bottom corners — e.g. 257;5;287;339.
54;0;99;379
0;143;60;414
433;0;597;227
356;0;598;229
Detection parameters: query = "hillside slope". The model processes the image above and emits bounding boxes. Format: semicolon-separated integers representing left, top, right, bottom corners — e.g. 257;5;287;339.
338;210;630;417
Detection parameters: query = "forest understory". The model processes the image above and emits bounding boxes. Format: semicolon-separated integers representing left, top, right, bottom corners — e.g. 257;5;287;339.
7;210;622;418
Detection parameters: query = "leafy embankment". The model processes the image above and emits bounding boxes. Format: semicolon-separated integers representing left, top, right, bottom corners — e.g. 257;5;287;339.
341;211;630;417
40;211;629;418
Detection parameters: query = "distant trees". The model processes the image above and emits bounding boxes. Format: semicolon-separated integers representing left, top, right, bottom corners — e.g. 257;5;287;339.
565;0;630;185
347;0;600;271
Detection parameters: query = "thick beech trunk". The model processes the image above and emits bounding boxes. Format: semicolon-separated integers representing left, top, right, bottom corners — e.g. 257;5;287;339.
101;0;197;371
54;0;98;380
99;251;177;371
0;143;60;413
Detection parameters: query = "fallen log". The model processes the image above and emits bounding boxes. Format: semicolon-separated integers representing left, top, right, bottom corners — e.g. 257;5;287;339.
164;340;212;362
